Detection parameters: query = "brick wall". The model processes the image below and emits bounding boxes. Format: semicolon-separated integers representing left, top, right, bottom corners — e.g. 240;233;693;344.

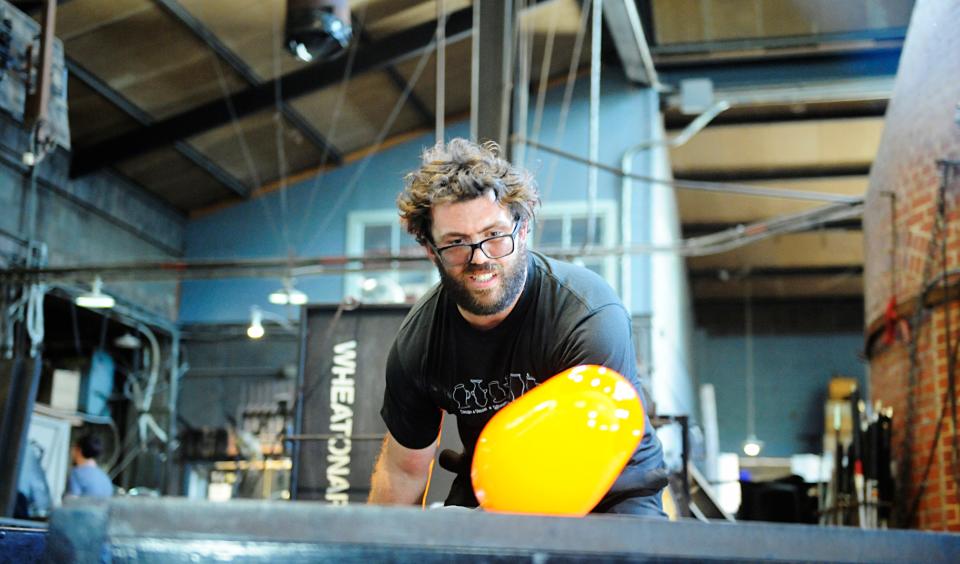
863;0;960;531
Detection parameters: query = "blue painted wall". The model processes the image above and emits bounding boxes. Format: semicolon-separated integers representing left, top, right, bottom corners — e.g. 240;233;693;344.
694;329;866;456
181;73;661;323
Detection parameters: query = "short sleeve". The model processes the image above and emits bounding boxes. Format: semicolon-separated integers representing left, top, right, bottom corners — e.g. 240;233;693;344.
557;304;642;392
380;341;443;449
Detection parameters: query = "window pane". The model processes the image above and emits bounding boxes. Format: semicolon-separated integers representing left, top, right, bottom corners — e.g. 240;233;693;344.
359;274;407;303
538;218;563;247
398;242;426;258
399;230;420;249
570;216;604;246
363;224;392;255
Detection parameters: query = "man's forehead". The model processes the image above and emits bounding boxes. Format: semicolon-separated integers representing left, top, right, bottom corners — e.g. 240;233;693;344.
432;196;511;233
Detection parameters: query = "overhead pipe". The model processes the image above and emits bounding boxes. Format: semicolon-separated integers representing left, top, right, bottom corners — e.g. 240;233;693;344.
0;200;861;285
517;135;860;203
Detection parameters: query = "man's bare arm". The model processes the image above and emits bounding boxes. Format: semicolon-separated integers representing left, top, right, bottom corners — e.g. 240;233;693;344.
368;432;438;504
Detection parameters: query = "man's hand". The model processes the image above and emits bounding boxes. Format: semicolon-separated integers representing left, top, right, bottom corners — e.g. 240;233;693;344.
368;432;438;505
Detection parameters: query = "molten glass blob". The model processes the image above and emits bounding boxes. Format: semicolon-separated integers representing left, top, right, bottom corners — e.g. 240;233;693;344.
471;365;645;516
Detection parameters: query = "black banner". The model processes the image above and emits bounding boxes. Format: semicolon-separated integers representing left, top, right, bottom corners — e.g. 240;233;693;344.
293;304;409;503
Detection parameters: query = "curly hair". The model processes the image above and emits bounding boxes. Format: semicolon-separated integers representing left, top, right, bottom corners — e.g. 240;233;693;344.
397;138;540;245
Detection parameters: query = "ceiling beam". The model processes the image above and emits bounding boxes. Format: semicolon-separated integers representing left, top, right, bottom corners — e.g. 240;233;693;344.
353;22;434;126
70;5;479;178
602;0;659;87
66;58;251;199
152;0;342;165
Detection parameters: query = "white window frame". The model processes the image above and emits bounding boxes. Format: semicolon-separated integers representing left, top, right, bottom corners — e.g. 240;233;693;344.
534;200;619;292
344;210;437;301
345;200;620;299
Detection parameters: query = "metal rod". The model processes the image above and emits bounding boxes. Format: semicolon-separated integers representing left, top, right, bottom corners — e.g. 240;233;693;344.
284;433;385;442
0;200;862;283
516;135;864;203
435;0;446;144
586;0;601;247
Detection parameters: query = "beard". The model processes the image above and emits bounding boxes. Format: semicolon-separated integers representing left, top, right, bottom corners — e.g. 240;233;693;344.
438;246;528;316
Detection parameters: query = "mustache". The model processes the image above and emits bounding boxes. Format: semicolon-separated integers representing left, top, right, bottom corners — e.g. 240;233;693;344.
464;263;500;274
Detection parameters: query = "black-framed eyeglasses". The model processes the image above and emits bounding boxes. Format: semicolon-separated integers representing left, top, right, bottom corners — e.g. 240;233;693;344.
431;221;521;267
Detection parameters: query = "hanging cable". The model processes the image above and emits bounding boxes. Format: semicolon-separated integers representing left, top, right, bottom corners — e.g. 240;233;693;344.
24;244;47;358
586;0;601;249
528;4;558;164
940;162;959;501
292;2;368;247
512;0;532;168
302;29;439;251
516;136;862;204
271;2;293;255
435;0;447;145
901;160;960;526
197;2;290;256
537;0;592;225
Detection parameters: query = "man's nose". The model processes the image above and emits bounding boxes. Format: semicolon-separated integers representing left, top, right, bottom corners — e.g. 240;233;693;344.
468;243;492;266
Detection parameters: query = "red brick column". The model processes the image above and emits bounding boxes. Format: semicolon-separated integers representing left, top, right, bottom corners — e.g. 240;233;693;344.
863;0;960;531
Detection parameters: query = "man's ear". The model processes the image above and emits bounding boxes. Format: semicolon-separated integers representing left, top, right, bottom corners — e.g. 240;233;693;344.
518;220;530;244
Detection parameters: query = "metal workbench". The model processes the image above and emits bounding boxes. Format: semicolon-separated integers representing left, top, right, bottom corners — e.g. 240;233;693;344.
44;497;959;563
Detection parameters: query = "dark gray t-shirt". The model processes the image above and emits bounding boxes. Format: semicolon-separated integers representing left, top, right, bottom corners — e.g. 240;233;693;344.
381;251;666;511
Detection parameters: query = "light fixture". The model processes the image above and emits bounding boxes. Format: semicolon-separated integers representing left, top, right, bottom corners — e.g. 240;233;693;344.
268;278;308;306
114;333;142;349
285;0;352;63
742;435;764;457
359;276;406;304
742;281;763;458
247;306;296;340
75;277;115;309
247;307;265;339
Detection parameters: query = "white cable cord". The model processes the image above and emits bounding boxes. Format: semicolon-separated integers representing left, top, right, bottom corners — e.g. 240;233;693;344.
25;282;45;357
303;37;438;251
25;245;47;357
537;0;592;231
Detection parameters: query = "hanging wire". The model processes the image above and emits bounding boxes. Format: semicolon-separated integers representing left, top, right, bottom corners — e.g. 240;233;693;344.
537;0;592;232
197;2;285;255
902;161;960;526
302;29;440;252
292;2;368;248
516;136;862;204
744;278;756;441
270;2;293;255
586;0;602;248
528;4;558;163
435;0;447;145
513;0;533;169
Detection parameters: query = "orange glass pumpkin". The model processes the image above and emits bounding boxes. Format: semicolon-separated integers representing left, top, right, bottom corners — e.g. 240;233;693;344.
470;365;645;516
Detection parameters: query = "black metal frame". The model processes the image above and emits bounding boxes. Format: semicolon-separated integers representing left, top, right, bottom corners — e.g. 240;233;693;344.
66;58;251;199
152;0;342;165
70;6;479;178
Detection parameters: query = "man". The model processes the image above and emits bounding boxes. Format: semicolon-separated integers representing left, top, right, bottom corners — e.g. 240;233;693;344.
65;434;113;498
368;138;667;515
